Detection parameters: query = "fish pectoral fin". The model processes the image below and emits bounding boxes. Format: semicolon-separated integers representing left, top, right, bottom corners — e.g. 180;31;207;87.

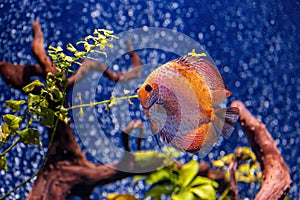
213;107;240;139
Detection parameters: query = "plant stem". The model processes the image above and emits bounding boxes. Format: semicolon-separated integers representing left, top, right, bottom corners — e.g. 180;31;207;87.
218;185;231;200
0;137;21;157
67;95;139;111
0;71;69;200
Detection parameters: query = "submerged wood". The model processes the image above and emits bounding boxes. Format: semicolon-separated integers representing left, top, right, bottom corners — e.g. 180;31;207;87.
231;101;292;200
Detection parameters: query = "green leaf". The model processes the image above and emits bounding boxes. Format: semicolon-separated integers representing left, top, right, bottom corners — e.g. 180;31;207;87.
188;49;207;58
191;184;217;200
133;150;166;169
0;124;10;142
235;162;261;183
28;93;40;108
22;80;44;93
248;151;257;162
77;93;84;117
98;29;114;36
0;154;8;171
131;175;146;186
79;107;84;117
235;171;251;183
172;191;196;200
64;55;75;62
224;171;230;181
146;168;170;185
40;99;49;108
238;163;250;174
56;106;70;124
74;51;87;58
5;100;26;112
145;185;173;200
250;162;261;170
49;45;63;52
105;96;118;110
50;88;63;102
212;160;225;168
84;35;95;41
163;146;182;158
190;176;219;188
17;128;41;146
66;43;77;52
54;71;63;78
178;159;199;188
90;50;107;57
3;114;22;131
236;147;254;161
221;153;235;165
40;107;55;128
107;193;137;200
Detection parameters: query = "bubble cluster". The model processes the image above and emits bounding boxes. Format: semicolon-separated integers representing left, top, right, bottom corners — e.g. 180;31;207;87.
1;0;299;199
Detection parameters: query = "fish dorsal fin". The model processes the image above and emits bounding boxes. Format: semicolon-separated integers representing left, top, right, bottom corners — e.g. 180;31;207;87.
175;55;230;105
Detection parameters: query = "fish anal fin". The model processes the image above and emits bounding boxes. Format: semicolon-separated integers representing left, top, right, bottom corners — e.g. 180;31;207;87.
189;123;220;157
214;107;240;139
185;123;219;156
201;123;220;148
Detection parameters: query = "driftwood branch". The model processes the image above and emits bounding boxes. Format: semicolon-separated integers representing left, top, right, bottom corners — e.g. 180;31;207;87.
231;101;292;200
228;159;239;200
0;20;142;92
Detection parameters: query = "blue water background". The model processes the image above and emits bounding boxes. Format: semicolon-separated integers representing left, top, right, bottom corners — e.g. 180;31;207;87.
0;0;299;199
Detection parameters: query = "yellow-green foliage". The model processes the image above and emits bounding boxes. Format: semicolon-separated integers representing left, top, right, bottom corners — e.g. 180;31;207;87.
213;147;262;184
138;159;218;200
188;49;207;58
0;29;117;171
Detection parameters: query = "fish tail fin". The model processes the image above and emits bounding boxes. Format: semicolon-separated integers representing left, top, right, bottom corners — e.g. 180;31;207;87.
213;107;240;139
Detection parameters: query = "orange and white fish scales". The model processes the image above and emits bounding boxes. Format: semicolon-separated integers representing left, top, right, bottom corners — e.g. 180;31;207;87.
138;55;239;155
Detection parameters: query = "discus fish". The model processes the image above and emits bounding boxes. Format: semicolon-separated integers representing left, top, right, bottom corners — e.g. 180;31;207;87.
137;55;239;155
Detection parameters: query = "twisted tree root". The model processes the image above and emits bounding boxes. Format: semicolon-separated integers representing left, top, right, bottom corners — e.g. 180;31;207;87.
231;101;292;200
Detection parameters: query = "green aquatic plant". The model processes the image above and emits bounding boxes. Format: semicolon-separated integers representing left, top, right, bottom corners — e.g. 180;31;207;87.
137;159;218;200
0;28;138;199
107;193;137;200
188;49;207;58
213;147;261;184
212;147;262;199
0;28;117;165
132;148;261;200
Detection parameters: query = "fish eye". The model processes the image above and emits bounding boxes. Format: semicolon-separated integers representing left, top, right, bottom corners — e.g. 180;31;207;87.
145;84;152;92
